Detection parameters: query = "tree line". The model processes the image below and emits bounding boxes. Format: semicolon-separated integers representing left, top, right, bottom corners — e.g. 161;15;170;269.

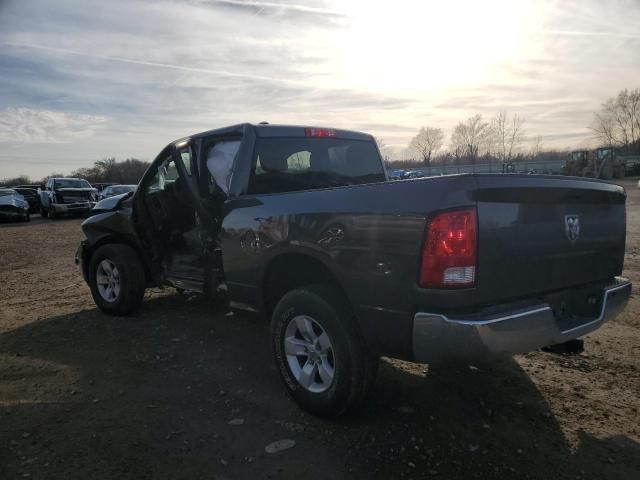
591;88;640;154
377;111;535;167
0;158;151;187
380;87;640;167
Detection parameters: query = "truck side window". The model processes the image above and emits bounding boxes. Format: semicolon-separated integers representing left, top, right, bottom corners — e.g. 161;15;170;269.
179;147;192;176
146;156;174;193
206;140;241;195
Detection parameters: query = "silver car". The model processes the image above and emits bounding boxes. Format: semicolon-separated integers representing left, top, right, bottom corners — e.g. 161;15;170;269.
0;188;30;222
97;184;137;201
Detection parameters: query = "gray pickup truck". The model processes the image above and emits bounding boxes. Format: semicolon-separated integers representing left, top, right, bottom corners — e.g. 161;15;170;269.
76;123;632;416
40;177;97;218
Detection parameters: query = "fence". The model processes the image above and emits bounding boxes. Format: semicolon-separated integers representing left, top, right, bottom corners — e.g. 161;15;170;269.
394;156;640;177
399;160;567;177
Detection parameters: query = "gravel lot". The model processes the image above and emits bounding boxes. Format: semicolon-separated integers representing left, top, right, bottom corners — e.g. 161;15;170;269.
1;179;639;479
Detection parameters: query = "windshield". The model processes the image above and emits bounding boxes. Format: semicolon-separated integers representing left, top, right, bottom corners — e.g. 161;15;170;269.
54;179;92;189
249;137;385;194
112;185;136;194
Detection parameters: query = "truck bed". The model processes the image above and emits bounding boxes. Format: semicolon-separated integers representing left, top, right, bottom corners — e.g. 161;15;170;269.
220;173;627;358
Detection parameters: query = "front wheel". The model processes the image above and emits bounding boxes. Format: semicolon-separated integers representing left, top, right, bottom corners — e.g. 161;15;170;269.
271;285;378;417
88;244;146;315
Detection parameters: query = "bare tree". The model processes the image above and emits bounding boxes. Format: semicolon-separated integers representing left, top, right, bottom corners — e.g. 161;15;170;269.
374;136;391;161
450;114;493;163
71;158;150;184
591;110;618;149
408;127;444;164
492;111;525;163
590;88;640;152
529;134;544;159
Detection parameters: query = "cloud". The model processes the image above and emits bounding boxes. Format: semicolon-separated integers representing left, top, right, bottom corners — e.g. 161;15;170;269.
200;0;346;20
0;0;639;178
543;29;640;40
0;107;109;143
0;41;306;86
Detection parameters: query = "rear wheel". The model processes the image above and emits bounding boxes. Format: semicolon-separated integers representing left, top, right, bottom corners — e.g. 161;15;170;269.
271;284;377;417
88;244;145;315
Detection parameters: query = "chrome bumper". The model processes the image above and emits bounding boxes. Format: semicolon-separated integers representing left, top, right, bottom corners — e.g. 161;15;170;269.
412;278;632;362
51;202;96;213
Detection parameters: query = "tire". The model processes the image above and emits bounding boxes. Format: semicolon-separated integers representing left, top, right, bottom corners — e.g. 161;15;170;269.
24;213;31;222
48;207;57;219
271;284;378;417
88;244;146;315
40;207;48;218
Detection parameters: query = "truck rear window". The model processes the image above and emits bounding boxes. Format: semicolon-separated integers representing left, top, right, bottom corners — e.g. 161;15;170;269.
248;137;385;194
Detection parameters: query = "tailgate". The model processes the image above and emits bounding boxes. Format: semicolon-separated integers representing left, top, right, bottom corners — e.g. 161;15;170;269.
474;175;626;305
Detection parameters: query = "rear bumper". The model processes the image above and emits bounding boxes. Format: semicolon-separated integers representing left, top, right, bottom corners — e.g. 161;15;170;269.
412;277;631;362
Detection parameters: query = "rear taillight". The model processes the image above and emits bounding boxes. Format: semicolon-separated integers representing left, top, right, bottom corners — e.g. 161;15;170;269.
419;208;477;288
305;127;336;137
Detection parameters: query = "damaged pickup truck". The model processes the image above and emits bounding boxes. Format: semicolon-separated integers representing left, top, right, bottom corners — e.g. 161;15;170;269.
76;123;632;416
40;177;97;218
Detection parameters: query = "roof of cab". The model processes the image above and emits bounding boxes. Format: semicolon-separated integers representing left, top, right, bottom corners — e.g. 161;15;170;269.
186;123;373;142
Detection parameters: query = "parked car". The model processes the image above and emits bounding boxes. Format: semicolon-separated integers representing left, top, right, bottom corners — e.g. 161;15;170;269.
404;170;424;178
0;188;30;222
12;187;40;213
75;123;632;417
39;177;96;219
98;184;137;201
92;182;119;195
388;169;405;180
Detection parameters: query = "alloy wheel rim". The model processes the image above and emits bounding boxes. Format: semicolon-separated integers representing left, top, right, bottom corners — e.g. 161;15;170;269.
284;315;335;393
96;259;121;303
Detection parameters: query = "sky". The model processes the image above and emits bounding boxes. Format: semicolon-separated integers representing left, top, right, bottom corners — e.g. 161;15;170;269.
0;0;639;179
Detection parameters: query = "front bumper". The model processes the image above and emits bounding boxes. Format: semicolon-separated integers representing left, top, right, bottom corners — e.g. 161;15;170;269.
412;277;632;362
0;206;28;219
75;240;89;281
51;202;96;214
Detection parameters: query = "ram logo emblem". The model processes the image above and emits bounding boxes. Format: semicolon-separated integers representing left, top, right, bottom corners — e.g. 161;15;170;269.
564;215;580;243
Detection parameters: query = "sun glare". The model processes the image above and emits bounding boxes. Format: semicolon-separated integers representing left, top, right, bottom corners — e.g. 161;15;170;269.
332;0;543;92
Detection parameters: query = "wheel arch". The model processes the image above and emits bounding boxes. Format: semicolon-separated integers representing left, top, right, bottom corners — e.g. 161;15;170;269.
83;234;153;285
261;252;353;319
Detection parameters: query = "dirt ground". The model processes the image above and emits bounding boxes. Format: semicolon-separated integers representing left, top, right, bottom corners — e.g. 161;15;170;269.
1;179;639;480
